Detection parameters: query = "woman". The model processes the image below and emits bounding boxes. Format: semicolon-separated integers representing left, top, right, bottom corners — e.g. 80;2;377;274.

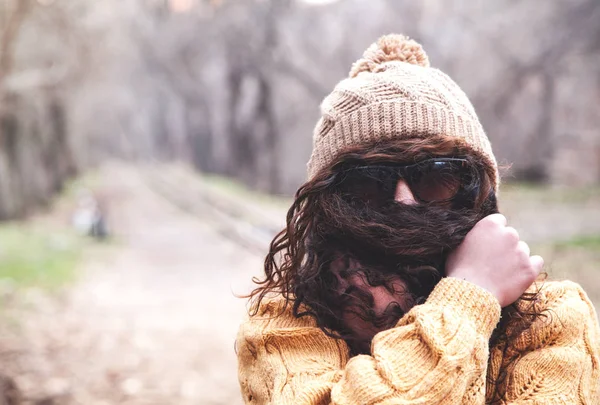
236;34;600;404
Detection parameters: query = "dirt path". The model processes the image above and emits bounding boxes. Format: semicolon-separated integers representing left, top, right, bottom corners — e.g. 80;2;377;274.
1;165;262;405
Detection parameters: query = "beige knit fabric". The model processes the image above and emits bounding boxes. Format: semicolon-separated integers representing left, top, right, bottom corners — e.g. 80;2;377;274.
307;34;499;190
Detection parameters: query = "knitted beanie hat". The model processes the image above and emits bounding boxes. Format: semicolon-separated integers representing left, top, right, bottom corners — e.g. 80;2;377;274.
306;34;499;190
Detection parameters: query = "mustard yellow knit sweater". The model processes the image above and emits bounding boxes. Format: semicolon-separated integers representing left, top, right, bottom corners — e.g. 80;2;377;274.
237;278;600;404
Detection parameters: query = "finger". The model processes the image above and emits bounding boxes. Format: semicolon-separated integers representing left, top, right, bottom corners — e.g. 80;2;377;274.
506;227;520;242
530;255;544;273
486;213;507;227
518;240;530;257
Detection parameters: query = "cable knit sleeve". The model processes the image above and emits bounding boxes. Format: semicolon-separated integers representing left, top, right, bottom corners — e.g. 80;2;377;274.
490;280;600;404
237;277;501;405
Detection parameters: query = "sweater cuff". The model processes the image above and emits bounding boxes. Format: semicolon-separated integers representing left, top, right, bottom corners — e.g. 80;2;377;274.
426;277;501;339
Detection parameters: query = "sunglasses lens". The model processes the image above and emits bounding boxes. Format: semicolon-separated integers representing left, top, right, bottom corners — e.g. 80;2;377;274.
408;161;465;204
339;167;397;206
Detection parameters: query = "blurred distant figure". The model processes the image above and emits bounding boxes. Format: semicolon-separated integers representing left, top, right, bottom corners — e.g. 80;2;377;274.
72;189;109;240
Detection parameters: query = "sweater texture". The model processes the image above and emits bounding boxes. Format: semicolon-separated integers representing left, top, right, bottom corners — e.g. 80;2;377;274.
237;278;600;404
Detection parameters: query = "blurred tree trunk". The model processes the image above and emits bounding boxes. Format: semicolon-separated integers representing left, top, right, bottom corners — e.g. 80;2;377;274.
0;0;31;88
257;74;279;193
0;0;77;220
0;374;20;405
518;73;555;181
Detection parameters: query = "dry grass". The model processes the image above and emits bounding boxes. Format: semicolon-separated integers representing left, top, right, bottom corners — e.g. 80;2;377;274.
498;182;600;308
533;236;600;307
0;225;81;292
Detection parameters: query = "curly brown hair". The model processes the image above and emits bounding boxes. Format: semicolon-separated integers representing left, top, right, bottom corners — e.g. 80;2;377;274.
247;134;543;388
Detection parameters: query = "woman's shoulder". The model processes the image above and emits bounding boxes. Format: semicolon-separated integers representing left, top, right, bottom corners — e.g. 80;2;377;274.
238;295;325;340
236;295;350;370
528;279;597;314
511;279;600;350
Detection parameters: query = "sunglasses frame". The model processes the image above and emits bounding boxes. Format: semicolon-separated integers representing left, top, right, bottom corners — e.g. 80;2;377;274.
334;157;481;208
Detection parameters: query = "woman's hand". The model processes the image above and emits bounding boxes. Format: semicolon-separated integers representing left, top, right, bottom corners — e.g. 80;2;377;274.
445;214;543;307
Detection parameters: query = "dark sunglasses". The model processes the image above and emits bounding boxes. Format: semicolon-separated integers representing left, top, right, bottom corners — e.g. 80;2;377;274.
334;158;482;209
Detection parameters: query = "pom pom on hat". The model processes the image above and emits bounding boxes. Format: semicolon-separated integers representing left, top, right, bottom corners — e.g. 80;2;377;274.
349;34;430;78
